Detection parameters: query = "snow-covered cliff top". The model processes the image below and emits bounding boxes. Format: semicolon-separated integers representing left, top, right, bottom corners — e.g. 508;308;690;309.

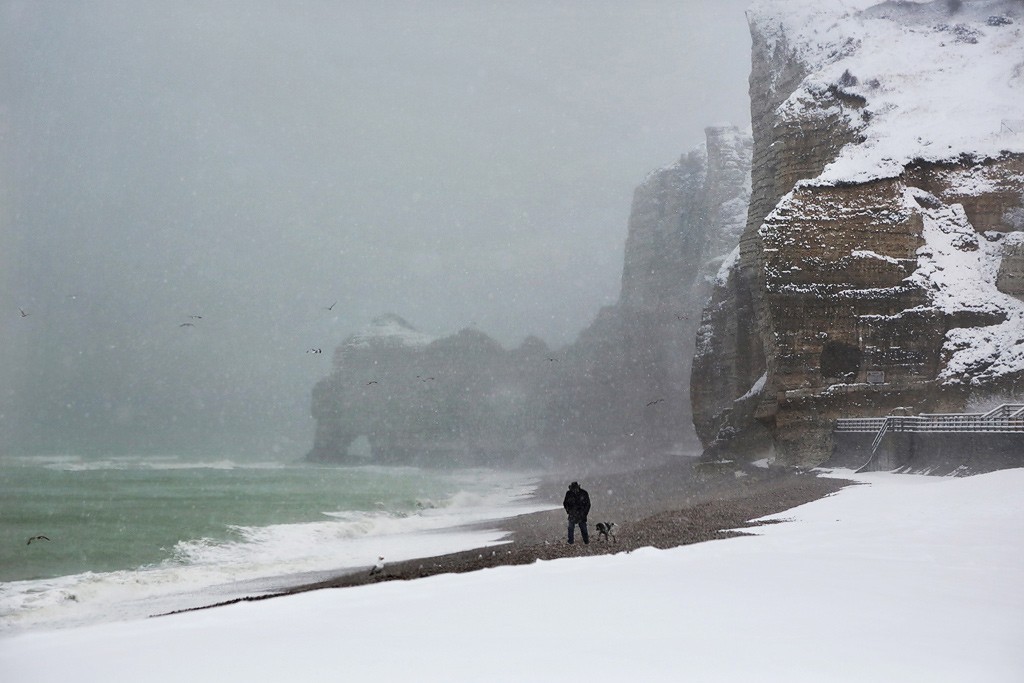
343;314;436;349
749;0;1024;185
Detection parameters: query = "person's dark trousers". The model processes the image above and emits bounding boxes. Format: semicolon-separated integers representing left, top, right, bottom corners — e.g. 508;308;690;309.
567;520;589;544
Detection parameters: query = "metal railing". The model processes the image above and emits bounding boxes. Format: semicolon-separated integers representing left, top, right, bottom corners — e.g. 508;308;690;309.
982;404;1024;419
835;404;1024;456
833;418;887;433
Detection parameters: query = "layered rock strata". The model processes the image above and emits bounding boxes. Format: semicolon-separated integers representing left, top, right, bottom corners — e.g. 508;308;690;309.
692;0;1024;465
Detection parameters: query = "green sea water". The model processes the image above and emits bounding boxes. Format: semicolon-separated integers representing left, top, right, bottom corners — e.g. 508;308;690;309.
0;454;551;634
0;455;501;583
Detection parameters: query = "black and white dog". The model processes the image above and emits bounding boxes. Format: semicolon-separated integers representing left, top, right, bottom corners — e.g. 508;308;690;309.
594;522;617;543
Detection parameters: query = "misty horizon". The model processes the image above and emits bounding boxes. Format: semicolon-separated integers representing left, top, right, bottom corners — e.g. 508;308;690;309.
1;1;752;456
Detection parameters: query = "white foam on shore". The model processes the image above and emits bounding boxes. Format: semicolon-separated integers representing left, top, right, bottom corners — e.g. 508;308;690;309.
0;478;557;635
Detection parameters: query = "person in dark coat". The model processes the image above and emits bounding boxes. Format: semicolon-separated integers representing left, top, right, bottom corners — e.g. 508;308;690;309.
562;481;591;544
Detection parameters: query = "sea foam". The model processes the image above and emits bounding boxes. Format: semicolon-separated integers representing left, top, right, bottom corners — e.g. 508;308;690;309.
0;470;555;635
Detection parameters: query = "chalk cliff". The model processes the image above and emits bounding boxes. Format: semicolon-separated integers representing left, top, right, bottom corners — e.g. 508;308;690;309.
307;127;752;465
548;126;751;459
307;1;1024;469
692;0;1024;465
307;315;551;465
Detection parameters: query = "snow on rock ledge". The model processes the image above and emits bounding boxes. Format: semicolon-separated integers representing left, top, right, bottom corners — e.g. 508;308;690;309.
342;314;436;349
695;0;1024;466
750;0;1024;187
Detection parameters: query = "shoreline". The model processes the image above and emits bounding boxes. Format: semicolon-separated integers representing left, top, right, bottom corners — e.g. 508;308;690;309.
161;461;854;617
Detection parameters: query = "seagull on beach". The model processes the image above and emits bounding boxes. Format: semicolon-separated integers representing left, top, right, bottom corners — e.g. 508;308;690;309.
26;535;50;545
369;556;385;576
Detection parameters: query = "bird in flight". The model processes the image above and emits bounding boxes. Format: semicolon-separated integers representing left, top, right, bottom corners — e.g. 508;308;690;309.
366;380;379;385
179;322;195;328
646;398;665;407
325;301;337;311
546;358;558;362
188;314;203;320
675;313;689;321
19;308;29;318
26;535;50;545
307;348;323;354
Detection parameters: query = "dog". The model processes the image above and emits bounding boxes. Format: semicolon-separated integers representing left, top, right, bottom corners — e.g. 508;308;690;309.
594;522;617;543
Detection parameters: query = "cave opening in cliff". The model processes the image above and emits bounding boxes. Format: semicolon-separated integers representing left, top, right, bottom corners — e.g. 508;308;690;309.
820;340;862;381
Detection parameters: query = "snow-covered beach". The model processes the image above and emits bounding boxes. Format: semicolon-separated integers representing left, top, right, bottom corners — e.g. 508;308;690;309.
2;466;1021;682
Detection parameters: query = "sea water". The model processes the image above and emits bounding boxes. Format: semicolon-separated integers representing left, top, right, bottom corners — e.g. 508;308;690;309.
0;454;555;634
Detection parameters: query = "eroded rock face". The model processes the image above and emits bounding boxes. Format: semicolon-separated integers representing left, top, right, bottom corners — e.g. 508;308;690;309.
308;128;753;466
693;1;1024;466
508;126;752;461
307;315;552;465
570;127;752;456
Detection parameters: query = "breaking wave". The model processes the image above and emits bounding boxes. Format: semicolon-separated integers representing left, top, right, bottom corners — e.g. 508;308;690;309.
0;468;555;635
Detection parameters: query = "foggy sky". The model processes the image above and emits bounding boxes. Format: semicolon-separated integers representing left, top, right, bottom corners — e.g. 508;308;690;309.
0;0;752;457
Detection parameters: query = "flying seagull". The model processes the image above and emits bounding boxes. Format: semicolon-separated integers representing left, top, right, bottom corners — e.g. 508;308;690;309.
179;322;195;328
188;314;203;319
369;556;385;576
307;348;323;354
366;380;379;385
19;308;29;318
26;535;50;545
646;398;665;407
325;301;337;311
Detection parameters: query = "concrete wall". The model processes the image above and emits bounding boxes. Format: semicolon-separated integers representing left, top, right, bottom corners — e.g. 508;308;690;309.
829;431;1024;475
